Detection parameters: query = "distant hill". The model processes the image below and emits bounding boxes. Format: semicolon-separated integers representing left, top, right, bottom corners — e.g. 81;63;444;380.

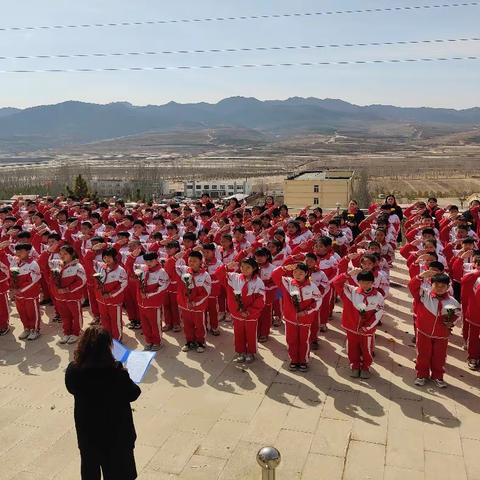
0;97;478;152
0;107;21;118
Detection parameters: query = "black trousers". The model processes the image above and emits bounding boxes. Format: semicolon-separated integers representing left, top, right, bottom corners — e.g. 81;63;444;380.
453;281;461;303
80;446;137;480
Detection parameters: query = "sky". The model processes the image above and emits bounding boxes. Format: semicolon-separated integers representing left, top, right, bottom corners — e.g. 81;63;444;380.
0;0;479;109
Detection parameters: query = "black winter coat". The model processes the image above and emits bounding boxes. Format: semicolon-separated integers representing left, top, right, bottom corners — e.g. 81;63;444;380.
65;361;141;450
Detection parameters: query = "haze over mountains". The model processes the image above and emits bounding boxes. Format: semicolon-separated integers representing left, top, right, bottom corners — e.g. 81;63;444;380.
0;97;479;152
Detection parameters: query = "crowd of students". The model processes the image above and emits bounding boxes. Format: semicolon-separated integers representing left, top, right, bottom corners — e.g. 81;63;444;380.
1;192;479;386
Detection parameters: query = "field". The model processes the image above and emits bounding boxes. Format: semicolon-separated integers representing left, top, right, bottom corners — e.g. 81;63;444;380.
0;126;479;201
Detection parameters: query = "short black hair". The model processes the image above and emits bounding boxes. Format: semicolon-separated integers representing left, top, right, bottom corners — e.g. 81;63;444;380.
189;250;203;261
432;273;450;285
143;252;158;261
14;243;32;252
357;270;375;282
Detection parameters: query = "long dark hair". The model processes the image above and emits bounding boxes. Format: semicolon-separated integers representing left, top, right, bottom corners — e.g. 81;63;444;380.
73;326;116;369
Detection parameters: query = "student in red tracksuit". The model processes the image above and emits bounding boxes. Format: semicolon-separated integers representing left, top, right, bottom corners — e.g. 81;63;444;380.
255;248;276;343
81;236;106;325
9;244;43;340
51;245;87;345
272;263;322;372
409;272;461;387
121;240;145;331
175;250;211;353
216;258;265;364
162;241;182;332
92;247;128;341
37;233;63;322
126;250;170;351
0;249;10;335
304;253;329;349
462;253;480;370
202;243;223;335
333;269;384;378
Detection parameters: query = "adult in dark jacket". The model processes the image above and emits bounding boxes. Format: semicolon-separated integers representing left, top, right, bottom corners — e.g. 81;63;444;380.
342;200;365;239
384;194;404;242
65;326;141;480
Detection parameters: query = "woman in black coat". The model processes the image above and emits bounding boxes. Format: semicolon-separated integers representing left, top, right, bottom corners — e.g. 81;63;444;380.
65;326;141;480
342;200;365;240
384;194;404;242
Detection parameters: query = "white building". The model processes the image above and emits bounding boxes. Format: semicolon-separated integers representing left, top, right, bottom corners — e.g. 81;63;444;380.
184;179;251;199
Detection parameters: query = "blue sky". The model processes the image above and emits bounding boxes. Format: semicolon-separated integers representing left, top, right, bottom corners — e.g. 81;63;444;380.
1;0;479;108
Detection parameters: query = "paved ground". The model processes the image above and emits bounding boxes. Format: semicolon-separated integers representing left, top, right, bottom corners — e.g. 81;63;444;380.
0;258;479;480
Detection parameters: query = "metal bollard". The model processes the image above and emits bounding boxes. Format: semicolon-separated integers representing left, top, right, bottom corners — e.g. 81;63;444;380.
256;446;281;480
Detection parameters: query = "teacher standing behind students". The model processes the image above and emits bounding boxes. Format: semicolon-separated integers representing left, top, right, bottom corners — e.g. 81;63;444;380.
65;326;141;480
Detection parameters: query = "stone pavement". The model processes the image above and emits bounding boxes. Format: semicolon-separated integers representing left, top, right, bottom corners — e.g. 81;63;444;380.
0;258;479;480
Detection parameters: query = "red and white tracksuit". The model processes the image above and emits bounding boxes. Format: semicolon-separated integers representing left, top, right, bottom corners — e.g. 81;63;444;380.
9;257;42;331
258;263;276;339
93;263;128;341
205;259;223;331
163;256;181;328
467;276;480;360
0;255;10;330
409;276;461;380
51;260;86;336
123;254;145;323
82;249;102;319
272;267;322;364
175;262;211;345
309;268;329;342
334;273;384;371
126;257;170;345
216;265;265;354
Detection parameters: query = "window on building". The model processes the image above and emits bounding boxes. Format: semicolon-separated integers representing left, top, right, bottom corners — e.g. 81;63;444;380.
228;185;234;190
211;185;217;190
196;185;201;190
314;185;319;193
313;197;319;205
236;186;243;190
220;185;226;190
204;185;209;190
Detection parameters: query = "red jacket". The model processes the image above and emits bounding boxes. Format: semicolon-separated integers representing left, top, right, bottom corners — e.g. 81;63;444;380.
9;258;42;299
174;261;211;312
272;267;321;324
216;264;265;320
0;253;10;294
333;273;384;335
93;263;128;305
124;258;169;308
51;260;86;301
409;276;460;339
461;269;480;326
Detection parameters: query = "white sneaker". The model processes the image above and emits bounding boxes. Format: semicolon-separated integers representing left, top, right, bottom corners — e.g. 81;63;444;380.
58;335;70;344
67;335;79;344
234;353;246;363
27;330;41;341
433;378;447;388
19;329;31;340
414;377;427;386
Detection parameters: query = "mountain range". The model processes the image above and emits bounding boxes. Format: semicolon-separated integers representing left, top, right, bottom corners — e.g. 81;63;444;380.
0;97;479;152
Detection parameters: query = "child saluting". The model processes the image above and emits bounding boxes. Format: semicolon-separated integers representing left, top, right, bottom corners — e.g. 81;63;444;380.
333;269;384;379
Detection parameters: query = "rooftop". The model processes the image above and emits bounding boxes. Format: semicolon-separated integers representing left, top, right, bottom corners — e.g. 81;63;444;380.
288;170;354;181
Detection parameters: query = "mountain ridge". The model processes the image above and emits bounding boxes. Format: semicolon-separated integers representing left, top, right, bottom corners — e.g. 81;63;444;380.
0;97;478;152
